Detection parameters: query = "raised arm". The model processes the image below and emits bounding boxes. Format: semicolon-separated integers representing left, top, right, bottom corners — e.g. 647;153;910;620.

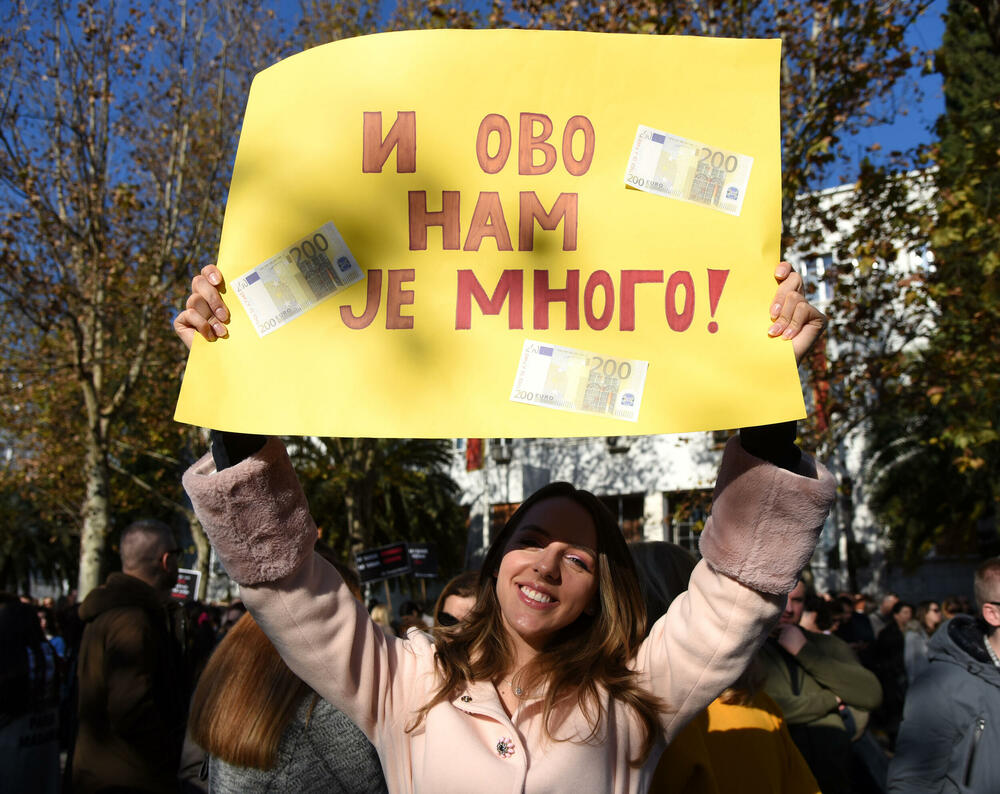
175;266;429;741
635;263;831;738
182;437;429;742
635;434;836;740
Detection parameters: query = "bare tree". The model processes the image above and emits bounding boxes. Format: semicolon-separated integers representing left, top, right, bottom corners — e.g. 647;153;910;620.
0;0;284;596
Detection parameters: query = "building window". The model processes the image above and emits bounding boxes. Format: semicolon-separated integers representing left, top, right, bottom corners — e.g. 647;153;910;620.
666;490;712;556
599;493;646;543
802;255;834;304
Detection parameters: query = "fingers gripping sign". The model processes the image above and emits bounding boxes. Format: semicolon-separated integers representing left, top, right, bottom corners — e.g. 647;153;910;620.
767;261;826;365
173;265;230;350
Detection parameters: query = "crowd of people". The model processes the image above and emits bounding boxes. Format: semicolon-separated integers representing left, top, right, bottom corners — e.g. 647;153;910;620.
3;262;997;793
5;531;999;793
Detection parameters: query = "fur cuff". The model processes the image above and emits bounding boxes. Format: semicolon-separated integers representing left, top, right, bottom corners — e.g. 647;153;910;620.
698;435;835;595
182;437;317;586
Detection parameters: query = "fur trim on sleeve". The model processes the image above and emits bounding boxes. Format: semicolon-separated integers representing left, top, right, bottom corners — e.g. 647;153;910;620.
698;435;835;595
182;437;317;586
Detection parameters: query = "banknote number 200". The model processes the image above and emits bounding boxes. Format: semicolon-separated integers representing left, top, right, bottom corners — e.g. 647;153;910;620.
698;148;738;173
289;233;330;266
590;357;632;380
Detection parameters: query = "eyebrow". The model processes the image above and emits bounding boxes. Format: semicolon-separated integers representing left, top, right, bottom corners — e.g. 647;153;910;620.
516;524;597;558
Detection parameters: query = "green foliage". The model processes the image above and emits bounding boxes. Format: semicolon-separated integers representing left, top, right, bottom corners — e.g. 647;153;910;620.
0;474;78;593
837;0;1000;564
291;438;468;578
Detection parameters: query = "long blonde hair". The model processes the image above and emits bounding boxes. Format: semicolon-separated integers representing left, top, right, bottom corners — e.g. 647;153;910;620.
417;482;665;765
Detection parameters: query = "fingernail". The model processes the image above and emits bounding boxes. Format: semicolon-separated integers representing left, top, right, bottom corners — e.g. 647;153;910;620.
208;271;221;285
212;322;228;338
215;307;228;321
768;323;782;336
770;302;782;318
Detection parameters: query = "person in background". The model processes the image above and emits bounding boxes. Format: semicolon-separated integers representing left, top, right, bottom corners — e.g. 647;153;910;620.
633;541;820;794
870;592;900;637
187;557;388;794
903;600;942;684
888;558;1000;792
703;661;820;794
0;594;61;794
757;580;883;794
37;605;67;659
835;594;876;666
393;600;429;637
433;571;479;627
799;593;834;634
939;595;964;622
368;603;394;637
871;600;913;749
73;519;191;794
630;541;719;794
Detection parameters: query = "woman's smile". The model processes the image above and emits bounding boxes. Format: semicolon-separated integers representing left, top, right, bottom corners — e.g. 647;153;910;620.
516;583;557;607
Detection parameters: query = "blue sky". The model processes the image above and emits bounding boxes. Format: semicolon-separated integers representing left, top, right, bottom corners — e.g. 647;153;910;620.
830;0;946;185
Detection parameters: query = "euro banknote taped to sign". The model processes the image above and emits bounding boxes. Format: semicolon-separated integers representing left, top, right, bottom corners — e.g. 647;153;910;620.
174;29;804;437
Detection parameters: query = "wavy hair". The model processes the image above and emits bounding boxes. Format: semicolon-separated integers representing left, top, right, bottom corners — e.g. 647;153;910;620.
414;482;664;765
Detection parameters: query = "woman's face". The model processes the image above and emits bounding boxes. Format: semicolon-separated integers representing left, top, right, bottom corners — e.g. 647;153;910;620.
495;497;599;654
441;594;475;625
924;602;942;631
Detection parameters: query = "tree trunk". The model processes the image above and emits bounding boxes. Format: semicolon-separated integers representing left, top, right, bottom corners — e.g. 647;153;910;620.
77;433;111;598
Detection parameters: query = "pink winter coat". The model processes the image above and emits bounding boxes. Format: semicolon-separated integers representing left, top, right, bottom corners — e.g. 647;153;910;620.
183;436;834;794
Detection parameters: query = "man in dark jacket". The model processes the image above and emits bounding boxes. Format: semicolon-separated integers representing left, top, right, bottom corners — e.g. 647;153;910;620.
72;519;190;793
888;557;1000;793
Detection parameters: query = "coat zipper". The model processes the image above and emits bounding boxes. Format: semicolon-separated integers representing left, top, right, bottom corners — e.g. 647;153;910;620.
964;717;986;787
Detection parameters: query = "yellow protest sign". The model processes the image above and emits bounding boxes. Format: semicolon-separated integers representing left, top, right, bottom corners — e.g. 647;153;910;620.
174;29;805;438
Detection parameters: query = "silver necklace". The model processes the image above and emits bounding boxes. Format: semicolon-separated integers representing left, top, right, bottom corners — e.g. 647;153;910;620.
500;674;524;697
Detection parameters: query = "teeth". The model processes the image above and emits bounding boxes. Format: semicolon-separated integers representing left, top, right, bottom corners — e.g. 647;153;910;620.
520;585;553;604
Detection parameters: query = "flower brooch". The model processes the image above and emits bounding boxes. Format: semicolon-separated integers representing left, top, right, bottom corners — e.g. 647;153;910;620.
496;736;516;759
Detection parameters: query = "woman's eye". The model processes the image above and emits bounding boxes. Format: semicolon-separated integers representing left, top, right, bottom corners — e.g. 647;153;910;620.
566;555;591;572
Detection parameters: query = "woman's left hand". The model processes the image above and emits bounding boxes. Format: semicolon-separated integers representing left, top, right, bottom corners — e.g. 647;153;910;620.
767;262;826;365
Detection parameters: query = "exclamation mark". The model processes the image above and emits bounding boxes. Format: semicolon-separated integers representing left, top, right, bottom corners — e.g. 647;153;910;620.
706;269;729;334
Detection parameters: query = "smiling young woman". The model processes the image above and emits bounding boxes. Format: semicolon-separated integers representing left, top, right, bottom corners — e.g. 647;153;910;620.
176;262;835;794
418;483;662;762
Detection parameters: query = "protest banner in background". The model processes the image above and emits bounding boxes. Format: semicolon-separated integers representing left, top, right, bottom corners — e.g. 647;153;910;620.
171;568;201;601
408;543;438;579
355;541;412;584
175;29;803;437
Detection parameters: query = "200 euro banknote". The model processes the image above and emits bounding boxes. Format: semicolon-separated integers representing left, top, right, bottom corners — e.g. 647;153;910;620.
232;221;365;338
511;340;649;422
624;125;753;216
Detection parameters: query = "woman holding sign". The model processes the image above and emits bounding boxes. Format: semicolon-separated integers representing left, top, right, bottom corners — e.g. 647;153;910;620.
175;262;832;794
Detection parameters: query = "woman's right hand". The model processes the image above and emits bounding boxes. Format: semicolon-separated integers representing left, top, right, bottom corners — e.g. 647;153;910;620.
173;264;230;350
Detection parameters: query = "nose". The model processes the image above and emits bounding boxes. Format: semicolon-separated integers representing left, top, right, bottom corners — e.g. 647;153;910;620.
534;546;561;581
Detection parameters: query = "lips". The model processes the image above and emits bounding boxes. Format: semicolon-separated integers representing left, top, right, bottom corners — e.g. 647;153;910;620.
517;583;557;608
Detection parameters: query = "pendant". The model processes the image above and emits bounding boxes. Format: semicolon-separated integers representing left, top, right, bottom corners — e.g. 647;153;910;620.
513;685;523;696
